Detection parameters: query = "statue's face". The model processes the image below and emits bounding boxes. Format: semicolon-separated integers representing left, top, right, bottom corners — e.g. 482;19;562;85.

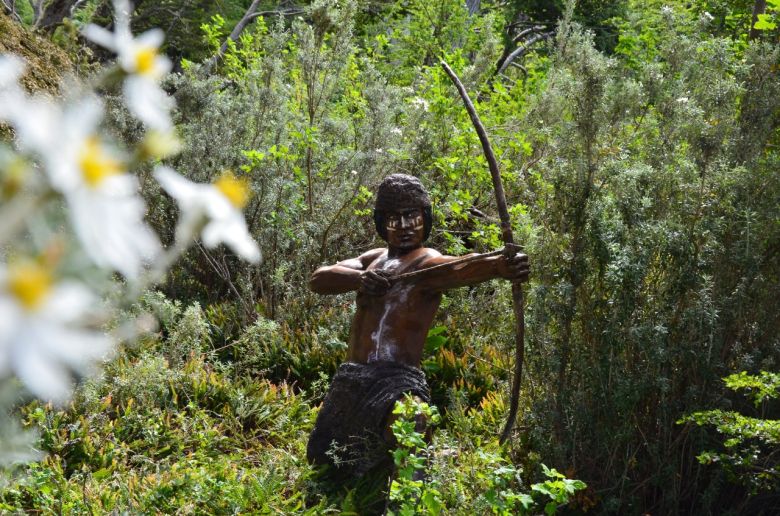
385;208;425;251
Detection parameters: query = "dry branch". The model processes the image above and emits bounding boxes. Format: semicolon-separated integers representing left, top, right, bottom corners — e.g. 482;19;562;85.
203;2;303;73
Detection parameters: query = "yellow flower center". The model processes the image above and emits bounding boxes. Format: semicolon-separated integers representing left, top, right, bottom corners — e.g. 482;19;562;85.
78;136;124;187
134;46;157;76
214;171;250;209
7;261;53;311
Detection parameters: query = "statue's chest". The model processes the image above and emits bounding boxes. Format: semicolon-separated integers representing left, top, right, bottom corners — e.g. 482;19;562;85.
370;251;427;276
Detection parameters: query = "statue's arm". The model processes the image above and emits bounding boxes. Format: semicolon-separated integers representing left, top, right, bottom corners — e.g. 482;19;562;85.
309;248;385;295
415;250;529;293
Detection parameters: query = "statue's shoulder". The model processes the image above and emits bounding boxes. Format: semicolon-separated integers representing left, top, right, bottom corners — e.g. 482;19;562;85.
420;247;442;259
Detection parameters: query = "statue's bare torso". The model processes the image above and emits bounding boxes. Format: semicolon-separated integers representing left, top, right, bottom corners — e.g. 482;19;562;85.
349;247;442;366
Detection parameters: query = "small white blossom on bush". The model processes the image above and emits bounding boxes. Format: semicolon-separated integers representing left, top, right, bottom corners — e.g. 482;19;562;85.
411;97;430;111
154;166;261;263
0;261;112;404
84;0;174;130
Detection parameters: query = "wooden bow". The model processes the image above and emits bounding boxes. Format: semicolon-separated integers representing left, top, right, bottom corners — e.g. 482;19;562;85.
441;61;526;444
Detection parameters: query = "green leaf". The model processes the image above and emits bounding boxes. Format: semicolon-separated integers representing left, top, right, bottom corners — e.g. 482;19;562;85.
92;468;111;481
424;335;447;353
427;326;447;337
421;490;443;514
754;14;777;31
518;494;534;509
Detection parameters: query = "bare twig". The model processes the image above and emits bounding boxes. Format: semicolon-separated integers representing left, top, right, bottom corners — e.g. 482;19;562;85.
512;25;545;44
2;0;23;23
195;242;255;321
497;31;554;75
69;0;88;16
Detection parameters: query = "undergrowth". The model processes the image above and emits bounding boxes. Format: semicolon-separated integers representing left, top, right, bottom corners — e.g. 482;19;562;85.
0;295;586;514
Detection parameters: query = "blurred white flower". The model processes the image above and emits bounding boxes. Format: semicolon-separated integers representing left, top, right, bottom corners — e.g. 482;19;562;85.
154;166;261;263
0;261;112;404
0;54;23;84
0;92;160;279
0;55;25;111
83;0;173;130
390;127;403;136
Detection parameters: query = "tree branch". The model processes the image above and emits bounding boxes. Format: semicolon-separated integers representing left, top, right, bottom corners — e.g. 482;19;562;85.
1;0;23;23
202;4;304;73
496;31;554;75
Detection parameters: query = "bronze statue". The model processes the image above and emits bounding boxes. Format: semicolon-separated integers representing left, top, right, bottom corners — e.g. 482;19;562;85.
306;173;529;480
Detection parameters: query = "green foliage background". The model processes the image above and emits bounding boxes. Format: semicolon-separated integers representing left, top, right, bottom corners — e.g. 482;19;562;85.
2;0;779;513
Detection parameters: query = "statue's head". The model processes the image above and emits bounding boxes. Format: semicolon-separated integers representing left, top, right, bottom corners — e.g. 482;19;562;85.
373;174;433;245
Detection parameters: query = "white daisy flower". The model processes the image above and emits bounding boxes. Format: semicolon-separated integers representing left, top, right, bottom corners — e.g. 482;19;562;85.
154;166;261;263
83;0;173;130
0;93;160;279
0;261;112;404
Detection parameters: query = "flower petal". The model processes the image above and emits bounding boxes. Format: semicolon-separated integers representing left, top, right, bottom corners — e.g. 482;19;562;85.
154;165;201;201
11;333;74;405
82;24;118;51
0;296;20;376
40;281;97;324
68;185;161;279
0;54;25;89
123;75;173;130
136;29;166;51
202;217;261;263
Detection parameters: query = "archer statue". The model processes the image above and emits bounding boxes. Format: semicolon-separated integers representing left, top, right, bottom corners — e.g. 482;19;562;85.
306;173;530;481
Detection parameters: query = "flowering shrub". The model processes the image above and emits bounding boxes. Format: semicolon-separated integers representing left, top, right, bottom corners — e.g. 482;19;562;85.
0;0;259;472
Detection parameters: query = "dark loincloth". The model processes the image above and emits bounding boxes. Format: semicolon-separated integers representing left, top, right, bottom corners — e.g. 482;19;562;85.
306;361;430;480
